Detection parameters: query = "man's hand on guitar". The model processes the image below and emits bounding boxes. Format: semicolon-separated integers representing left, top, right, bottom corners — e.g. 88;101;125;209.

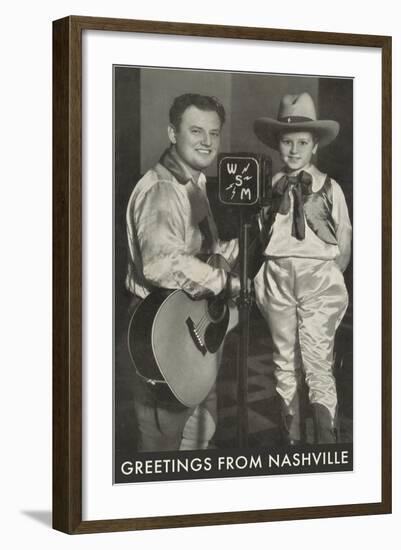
226;273;252;300
227;273;240;299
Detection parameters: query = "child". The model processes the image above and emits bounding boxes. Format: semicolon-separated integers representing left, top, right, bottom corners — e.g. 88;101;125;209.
253;92;352;445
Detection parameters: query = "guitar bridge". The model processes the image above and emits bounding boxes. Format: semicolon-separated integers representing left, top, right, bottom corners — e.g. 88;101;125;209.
186;317;207;356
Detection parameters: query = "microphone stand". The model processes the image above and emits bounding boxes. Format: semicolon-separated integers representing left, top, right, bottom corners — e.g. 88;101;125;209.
237;209;252;448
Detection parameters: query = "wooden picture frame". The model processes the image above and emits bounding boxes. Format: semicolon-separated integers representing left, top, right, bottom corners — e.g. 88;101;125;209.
53;15;391;534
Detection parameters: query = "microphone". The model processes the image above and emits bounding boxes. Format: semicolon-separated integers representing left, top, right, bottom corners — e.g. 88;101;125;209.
218;153;271;208
217;153;272;448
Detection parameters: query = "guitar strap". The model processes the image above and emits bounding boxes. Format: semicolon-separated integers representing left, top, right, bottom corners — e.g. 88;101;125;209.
198;217;214;254
159;147;219;254
186;180;218;254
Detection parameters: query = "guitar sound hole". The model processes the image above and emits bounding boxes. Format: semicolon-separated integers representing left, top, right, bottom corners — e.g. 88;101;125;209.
204;306;230;353
207;298;225;322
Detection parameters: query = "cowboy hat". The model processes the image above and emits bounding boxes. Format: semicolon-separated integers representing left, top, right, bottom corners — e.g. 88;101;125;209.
254;92;340;149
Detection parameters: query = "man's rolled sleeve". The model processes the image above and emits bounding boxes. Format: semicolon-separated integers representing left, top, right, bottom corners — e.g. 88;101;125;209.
133;182;229;297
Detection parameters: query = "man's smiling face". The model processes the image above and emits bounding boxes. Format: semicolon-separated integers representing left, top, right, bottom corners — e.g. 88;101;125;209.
168;105;222;179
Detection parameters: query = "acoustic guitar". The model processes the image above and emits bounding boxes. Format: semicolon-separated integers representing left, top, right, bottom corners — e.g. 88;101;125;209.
127;254;238;407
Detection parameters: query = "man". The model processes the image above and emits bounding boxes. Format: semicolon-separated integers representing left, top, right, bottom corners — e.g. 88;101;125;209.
126;93;240;451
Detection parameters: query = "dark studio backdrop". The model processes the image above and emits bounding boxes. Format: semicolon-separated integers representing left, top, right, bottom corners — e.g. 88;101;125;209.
113;66;353;474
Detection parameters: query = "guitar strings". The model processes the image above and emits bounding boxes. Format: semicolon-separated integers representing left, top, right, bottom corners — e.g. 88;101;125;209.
194;313;211;332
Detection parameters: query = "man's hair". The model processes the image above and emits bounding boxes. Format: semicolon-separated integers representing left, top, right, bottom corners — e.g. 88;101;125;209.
169;93;226;129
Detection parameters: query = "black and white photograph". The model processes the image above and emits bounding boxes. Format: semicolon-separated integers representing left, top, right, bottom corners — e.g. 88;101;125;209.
113;65;354;484
2;0;398;542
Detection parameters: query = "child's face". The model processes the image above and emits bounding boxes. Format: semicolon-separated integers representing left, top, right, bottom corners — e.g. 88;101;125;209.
278;131;318;173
